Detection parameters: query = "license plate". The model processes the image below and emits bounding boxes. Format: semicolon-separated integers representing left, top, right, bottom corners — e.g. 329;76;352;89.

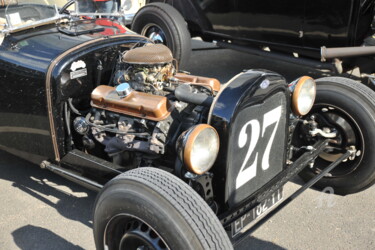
231;188;283;237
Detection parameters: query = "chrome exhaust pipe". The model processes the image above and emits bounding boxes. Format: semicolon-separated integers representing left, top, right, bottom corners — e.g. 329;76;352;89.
321;46;375;61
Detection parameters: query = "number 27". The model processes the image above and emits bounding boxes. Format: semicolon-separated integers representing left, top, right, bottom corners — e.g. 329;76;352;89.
236;106;282;189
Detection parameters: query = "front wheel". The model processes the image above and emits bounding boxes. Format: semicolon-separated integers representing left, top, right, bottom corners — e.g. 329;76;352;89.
93;167;232;250
131;3;191;69
297;77;375;195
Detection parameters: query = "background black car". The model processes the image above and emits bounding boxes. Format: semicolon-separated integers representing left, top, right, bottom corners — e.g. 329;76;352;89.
132;0;375;81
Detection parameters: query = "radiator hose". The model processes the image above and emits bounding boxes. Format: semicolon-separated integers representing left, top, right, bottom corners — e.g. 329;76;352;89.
174;84;213;107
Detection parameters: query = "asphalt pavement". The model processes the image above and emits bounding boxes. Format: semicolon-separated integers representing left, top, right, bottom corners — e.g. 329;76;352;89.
0;39;374;250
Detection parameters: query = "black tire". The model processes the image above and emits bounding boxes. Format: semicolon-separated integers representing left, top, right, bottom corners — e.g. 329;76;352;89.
93;167;233;250
131;3;191;69
298;77;375;195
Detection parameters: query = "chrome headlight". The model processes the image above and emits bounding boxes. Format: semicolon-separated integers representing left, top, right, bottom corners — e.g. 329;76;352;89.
176;124;220;175
290;76;316;116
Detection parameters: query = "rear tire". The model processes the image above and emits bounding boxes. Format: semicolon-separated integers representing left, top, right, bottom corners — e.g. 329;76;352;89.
131;3;191;69
298;77;375;195
93;167;233;250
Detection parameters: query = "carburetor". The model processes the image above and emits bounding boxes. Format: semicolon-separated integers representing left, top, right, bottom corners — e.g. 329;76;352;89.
114;44;176;93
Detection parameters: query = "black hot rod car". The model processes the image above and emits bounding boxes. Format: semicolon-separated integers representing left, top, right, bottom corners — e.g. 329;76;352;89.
132;0;375;82
1;1;375;249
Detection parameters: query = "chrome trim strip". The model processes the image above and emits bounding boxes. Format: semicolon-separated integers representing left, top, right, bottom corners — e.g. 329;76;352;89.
0;126;50;136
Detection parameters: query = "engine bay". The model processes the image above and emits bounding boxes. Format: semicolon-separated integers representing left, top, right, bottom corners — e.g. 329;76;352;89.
67;43;221;177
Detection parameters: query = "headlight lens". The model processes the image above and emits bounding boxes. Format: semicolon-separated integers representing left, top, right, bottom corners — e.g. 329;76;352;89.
291;76;316;116
177;124;220;175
